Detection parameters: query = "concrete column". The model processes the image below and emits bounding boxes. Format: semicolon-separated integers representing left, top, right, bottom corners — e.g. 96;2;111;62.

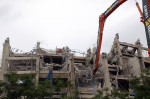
70;56;75;97
115;76;118;88
68;54;75;97
115;34;123;66
1;38;10;80
35;57;39;86
135;40;145;69
102;53;111;95
71;58;75;87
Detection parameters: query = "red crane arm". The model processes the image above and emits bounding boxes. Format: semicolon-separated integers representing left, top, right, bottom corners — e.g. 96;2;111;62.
136;0;150;57
142;0;150;57
93;0;127;75
136;1;144;23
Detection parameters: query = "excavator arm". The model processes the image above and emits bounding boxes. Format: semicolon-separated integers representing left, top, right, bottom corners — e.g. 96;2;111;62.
136;0;150;57
142;0;150;57
93;0;127;75
136;1;144;23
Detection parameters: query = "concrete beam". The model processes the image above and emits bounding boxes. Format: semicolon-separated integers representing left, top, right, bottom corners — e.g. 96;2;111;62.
39;70;69;78
80;95;95;99
74;56;86;63
12;54;37;57
39;70;68;74
6;57;37;60
14;71;36;74
74;56;86;60
119;42;137;48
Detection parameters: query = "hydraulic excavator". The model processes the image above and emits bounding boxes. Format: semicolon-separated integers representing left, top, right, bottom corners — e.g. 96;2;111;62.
93;0;150;75
137;0;150;57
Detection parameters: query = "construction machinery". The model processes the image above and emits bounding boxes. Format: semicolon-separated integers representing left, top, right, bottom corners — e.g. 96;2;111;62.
93;0;127;75
93;0;150;75
136;0;150;57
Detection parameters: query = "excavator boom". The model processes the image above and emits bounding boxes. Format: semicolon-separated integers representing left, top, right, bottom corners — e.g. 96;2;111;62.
136;1;144;23
142;0;150;57
93;0;127;75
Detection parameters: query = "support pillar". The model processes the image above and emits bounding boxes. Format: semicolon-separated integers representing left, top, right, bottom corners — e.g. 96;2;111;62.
115;34;123;67
102;53;111;95
68;54;75;97
35;57;39;86
1;38;10;80
135;40;145;70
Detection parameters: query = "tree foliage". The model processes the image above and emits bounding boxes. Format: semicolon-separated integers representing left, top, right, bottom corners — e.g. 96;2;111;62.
0;72;52;99
111;88;129;99
92;88;129;99
3;72;37;99
0;72;74;99
130;68;150;99
2;69;150;99
35;80;52;99
54;76;73;98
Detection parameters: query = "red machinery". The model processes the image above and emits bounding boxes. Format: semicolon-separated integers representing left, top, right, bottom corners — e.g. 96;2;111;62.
136;1;144;23
141;0;150;57
93;0;127;75
93;0;150;75
133;0;150;56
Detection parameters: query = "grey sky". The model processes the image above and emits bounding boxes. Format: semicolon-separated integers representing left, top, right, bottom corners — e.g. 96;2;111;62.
0;0;148;58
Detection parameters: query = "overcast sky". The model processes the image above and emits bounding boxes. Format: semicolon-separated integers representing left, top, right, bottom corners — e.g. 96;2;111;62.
0;0;148;58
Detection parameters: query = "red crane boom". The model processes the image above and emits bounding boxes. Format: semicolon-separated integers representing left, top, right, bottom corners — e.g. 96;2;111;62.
93;0;150;75
136;0;150;57
93;0;127;75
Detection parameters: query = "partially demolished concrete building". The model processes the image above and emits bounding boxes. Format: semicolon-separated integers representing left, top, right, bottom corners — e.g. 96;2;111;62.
0;34;150;98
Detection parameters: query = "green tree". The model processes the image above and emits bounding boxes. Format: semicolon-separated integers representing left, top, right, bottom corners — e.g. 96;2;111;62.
92;88;129;99
35;80;52;99
4;72;36;99
0;80;6;98
111;88;129;99
130;68;150;99
92;90;103;99
3;72;53;99
54;76;73;98
0;72;76;99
